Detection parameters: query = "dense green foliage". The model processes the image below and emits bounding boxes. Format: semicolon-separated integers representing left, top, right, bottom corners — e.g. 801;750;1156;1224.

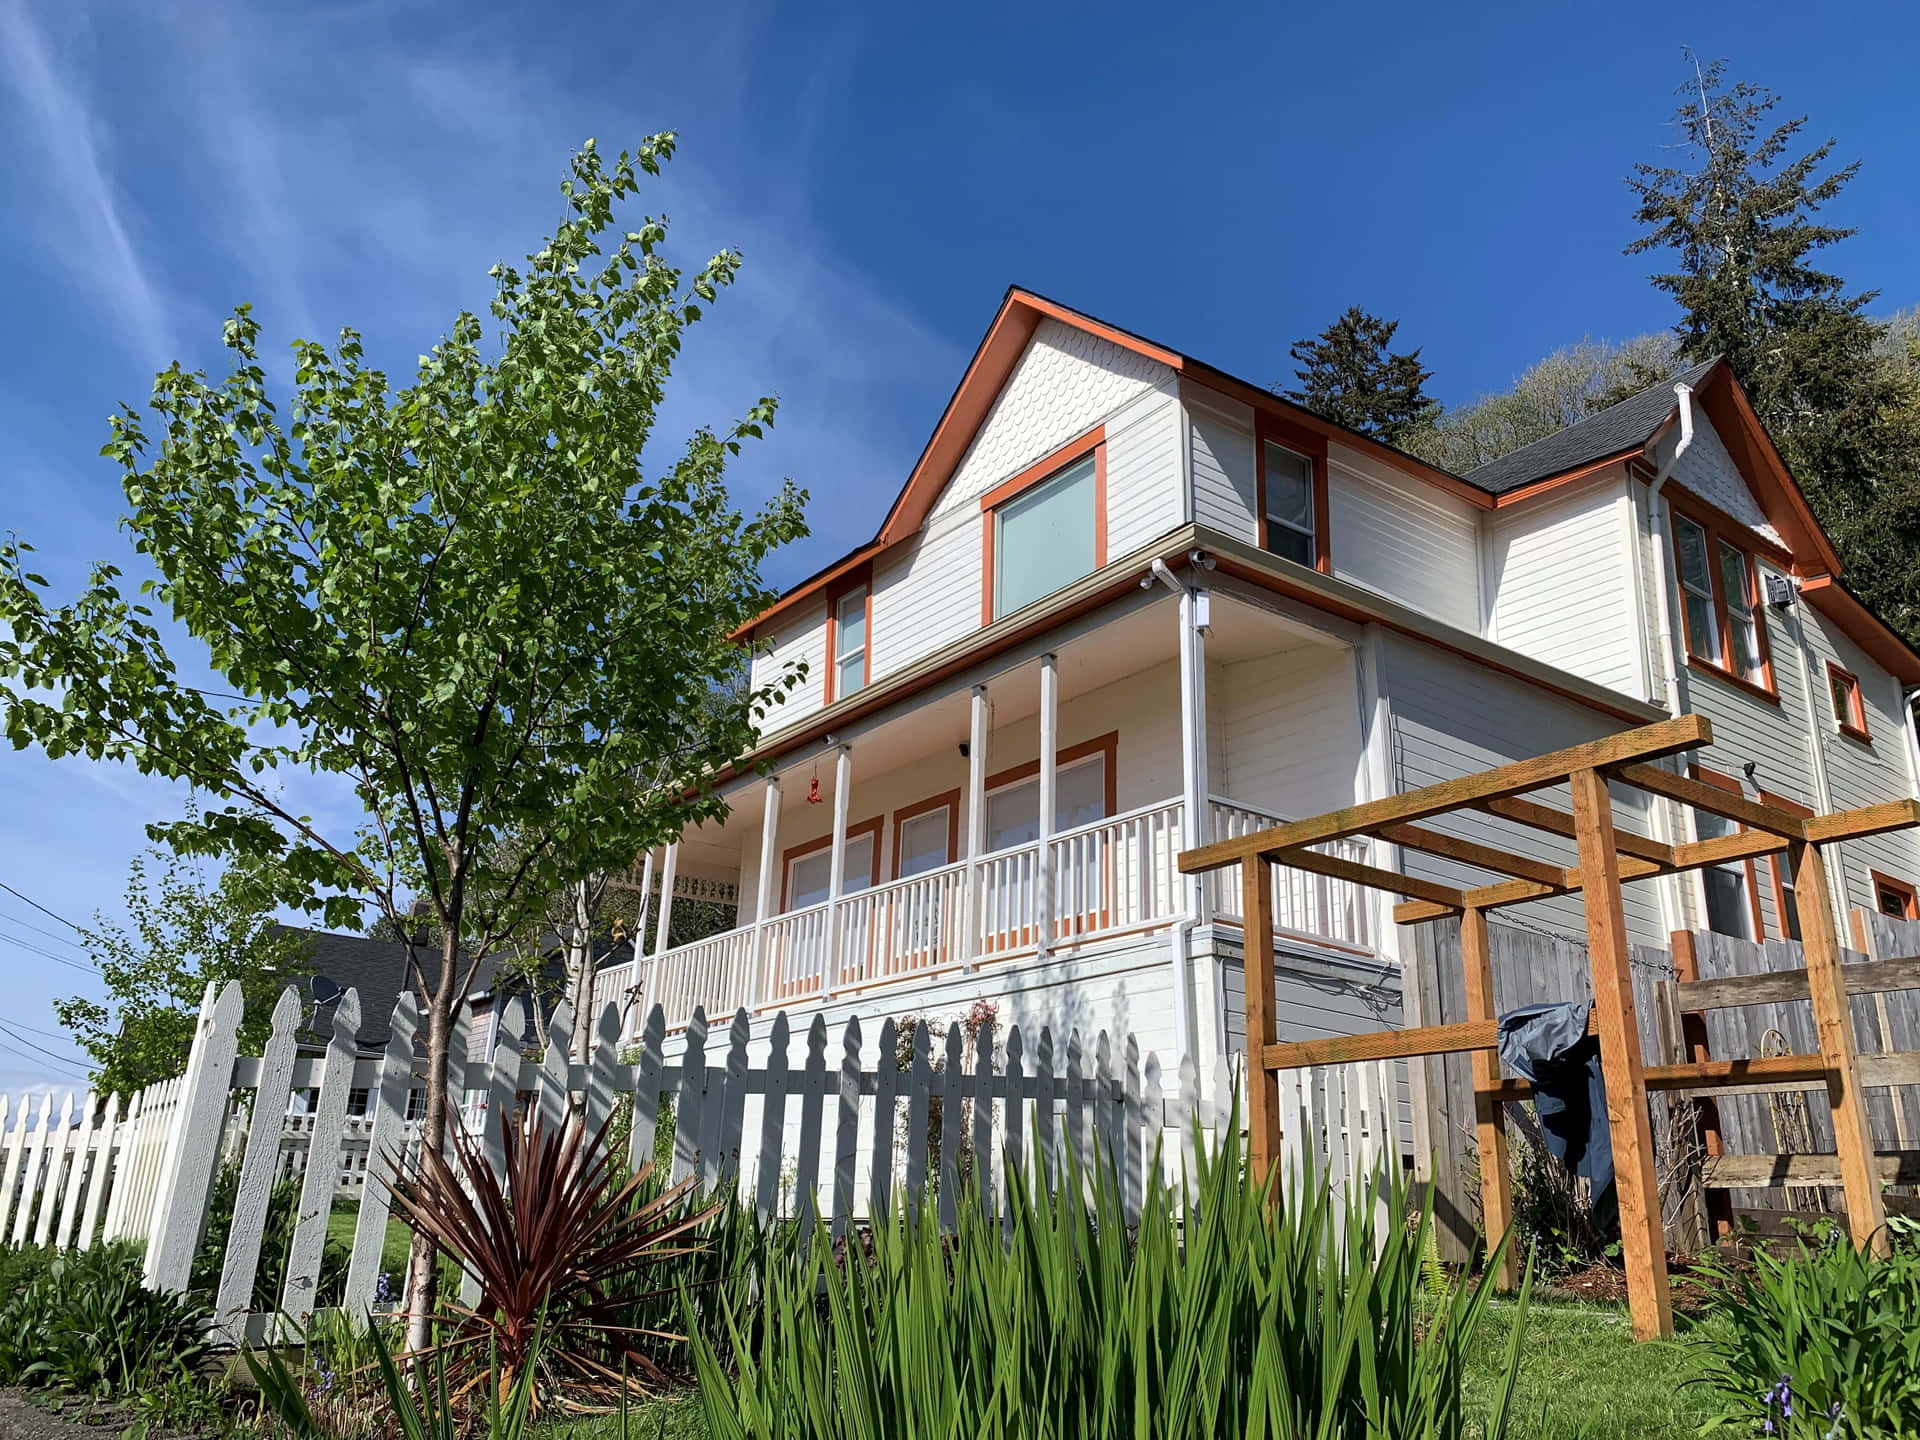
0;134;808;1340
1283;306;1437;446
1694;1219;1920;1438
0;1242;213;1396
1626;54;1920;649
693;1130;1531;1440
57;840;314;1094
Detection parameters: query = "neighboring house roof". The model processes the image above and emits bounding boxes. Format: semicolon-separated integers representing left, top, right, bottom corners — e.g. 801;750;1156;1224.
1466;358;1721;496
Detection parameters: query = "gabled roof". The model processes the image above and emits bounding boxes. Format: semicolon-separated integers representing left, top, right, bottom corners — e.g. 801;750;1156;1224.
738;287;1484;639
1467;358;1720;496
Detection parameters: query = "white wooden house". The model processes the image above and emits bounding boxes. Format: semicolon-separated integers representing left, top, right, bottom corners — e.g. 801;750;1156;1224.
594;289;1920;1079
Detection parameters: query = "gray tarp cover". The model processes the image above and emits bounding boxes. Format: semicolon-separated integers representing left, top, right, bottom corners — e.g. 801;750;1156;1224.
1496;1000;1619;1238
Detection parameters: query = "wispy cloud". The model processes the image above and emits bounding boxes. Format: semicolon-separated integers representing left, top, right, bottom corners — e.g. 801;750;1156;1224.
0;0;175;367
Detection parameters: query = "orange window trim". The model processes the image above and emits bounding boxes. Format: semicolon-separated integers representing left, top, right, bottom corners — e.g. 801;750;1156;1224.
978;428;1107;627
821;565;874;706
1692;764;1765;941
780;816;883;911
1669;492;1777;699
1254;414;1332;574
1870;868;1918;921
1826;661;1871;743
1758;788;1814;941
984;731;1120;819
890;787;962;878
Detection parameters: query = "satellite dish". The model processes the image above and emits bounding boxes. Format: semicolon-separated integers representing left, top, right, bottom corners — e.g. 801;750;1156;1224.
310;974;343;1005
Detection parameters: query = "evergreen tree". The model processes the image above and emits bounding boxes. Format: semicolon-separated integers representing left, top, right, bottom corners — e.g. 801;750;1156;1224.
1282;306;1436;445
1625;54;1909;601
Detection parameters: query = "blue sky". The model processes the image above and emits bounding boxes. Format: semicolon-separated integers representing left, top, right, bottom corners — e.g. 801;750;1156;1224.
1;0;1915;1091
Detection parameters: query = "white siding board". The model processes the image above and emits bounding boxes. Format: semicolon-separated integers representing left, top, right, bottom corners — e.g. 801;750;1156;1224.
931;318;1171;523
1103;383;1184;558
1185;387;1258;542
752;611;827;732
1488;475;1642;697
868;510;979;682
1669;410;1780;545
1380;631;1665;946
1214;644;1363;818
1327;449;1480;630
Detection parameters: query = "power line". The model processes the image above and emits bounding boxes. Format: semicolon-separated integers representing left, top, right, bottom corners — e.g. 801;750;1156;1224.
0;1031;88;1078
0;880;81;932
0;1020;89;1069
0;908;90;950
0;930;101;974
0;1015;78;1042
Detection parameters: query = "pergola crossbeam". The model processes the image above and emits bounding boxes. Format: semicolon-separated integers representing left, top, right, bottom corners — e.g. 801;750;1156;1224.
1176;713;1710;871
1612;762;1808;837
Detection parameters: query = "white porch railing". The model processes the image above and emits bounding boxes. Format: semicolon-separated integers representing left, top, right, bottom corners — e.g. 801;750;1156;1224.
1207;797;1375;953
599;794;1375;1032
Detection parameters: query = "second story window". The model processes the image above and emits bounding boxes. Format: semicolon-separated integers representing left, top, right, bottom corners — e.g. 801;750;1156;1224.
1672;509;1771;692
1262;442;1316;567
830;586;869;701
982;437;1106;623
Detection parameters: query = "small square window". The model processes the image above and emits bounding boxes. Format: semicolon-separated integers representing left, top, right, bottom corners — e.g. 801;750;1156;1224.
1828;663;1869;740
1874;873;1917;921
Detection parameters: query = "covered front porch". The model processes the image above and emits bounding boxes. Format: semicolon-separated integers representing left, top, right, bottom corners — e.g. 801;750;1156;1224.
595;583;1383;1035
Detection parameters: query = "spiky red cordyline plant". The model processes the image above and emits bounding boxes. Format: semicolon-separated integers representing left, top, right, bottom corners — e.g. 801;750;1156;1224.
385;1110;719;1408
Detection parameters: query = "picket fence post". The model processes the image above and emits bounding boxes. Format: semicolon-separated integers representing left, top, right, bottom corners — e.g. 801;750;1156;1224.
146;981;245;1293
214;988;303;1342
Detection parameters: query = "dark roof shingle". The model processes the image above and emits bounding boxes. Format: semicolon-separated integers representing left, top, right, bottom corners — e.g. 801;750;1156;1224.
1466;357;1719;495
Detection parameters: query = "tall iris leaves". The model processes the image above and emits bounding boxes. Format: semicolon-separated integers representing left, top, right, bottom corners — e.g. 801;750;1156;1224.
693;1127;1532;1440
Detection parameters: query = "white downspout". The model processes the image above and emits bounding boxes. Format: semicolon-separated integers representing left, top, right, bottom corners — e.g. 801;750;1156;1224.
1645;382;1696;938
1901;684;1920;803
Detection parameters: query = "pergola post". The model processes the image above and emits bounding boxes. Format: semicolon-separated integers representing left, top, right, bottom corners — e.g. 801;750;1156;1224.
1570;766;1672;1341
1240;855;1280;1187
1793;839;1890;1254
1460;904;1516;1290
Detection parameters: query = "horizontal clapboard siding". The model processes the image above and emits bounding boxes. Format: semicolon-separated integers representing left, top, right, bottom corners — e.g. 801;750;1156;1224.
1103;382;1184;558
1328;449;1480;631
1186;385;1258;541
1214;642;1363;819
1379;630;1665;946
1489;475;1643;698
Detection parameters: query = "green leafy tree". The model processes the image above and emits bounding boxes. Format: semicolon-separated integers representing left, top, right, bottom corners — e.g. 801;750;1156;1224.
1625;54;1920;640
1281;306;1436;445
0;135;807;1345
55;844;313;1095
1406;334;1678;472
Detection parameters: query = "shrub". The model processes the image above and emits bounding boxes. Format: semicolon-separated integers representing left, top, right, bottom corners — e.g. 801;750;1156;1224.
387;1110;721;1406
0;1242;213;1395
692;1125;1533;1440
1695;1216;1920;1437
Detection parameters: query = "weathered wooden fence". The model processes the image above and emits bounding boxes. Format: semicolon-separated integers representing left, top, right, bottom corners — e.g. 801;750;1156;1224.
0;979;1406;1347
1411;909;1920;1255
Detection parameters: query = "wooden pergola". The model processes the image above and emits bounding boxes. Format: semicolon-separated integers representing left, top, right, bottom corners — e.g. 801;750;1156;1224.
1177;713;1920;1340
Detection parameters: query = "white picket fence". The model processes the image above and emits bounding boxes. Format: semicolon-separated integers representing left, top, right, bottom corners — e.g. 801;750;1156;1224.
0;979;1408;1347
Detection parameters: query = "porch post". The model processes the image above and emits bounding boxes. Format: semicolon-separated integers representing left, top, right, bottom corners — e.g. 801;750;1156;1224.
824;745;854;995
962;685;988;971
1037;653;1058;956
653;842;679;959
751;776;782;1005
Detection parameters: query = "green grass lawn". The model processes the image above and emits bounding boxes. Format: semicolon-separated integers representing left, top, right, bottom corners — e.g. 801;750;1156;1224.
325;1198;415;1281
523;1297;1723;1440
1462;1299;1725;1440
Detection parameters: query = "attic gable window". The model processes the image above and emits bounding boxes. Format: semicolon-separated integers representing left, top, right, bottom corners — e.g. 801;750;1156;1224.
824;574;872;704
980;431;1107;624
1671;504;1773;697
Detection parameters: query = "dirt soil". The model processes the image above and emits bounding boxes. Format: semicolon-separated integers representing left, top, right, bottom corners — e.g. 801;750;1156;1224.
1542;1251;1755;1315
0;1390;128;1440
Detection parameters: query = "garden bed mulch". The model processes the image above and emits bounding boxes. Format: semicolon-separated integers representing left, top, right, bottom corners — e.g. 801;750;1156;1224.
1541;1251;1756;1315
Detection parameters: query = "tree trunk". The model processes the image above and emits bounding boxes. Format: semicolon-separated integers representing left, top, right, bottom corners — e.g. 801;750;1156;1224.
569;880;595;1068
402;925;462;1360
